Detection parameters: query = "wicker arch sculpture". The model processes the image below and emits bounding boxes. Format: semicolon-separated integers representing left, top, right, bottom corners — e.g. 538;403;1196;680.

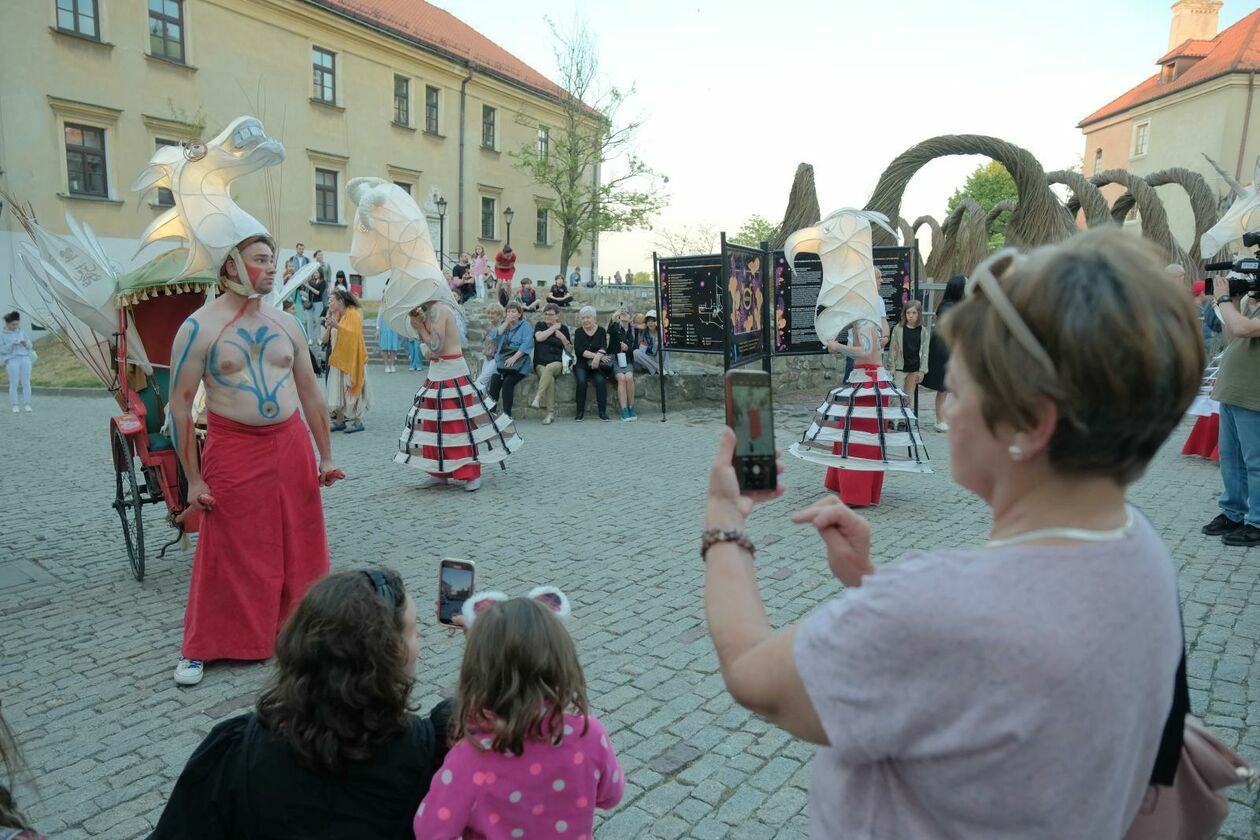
911;215;948;279
936;197;990;277
1047;169;1113;229
865;135;1077;250
770;162;821;250
1110;168;1220;263
985;199;1017;236
1091;169;1195;276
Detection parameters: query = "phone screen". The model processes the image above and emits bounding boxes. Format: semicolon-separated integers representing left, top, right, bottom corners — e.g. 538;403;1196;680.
730;381;774;458
438;562;475;625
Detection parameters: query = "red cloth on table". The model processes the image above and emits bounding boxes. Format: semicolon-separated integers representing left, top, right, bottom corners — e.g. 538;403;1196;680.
1182;413;1220;461
421;354;482;482
182;411;328;661
824;363;887;507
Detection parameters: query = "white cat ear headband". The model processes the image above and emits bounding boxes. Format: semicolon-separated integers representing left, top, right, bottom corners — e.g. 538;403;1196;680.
461;586;571;628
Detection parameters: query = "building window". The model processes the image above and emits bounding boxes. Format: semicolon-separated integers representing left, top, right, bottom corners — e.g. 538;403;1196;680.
154;139;177;205
480;196;496;239
312;47;336;104
425;85;440;133
393;75;409;125
482;105;496;149
65;123;107;197
537;126;550;161
148;0;185;63
536;208;549;245
1092;149;1103;176
393;181;412;196
315;168;338;223
56;0;98;40
1132;122;1150;157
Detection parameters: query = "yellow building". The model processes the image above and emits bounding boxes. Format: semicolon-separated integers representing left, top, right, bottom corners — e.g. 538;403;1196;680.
1077;1;1260;255
0;0;597;307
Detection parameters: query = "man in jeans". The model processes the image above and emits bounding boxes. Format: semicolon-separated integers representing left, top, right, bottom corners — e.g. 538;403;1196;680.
304;249;329;343
1202;276;1260;546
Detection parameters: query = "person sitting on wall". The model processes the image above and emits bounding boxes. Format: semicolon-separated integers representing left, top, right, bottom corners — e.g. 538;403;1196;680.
516;278;542;312
548;273;574;307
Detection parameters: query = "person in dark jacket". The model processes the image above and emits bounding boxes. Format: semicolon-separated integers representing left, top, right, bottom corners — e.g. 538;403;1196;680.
607;306;641;421
149;569;450;840
532;304;573;425
921;274;966;432
573;306;610;421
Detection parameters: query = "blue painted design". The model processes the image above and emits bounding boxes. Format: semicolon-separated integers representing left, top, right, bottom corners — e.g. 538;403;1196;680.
170;317;199;456
208;325;292;419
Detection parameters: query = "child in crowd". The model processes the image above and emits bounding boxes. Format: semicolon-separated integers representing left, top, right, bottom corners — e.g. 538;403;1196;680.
413;591;624;840
515;278;542;312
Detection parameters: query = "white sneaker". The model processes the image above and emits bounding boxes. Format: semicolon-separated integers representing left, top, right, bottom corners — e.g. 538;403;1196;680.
174;658;204;685
542;414;554;425
530;396;541;409
10;406;17;414
418;475;449;488
23;405;31;413
933;421;949;433
464;478;481;492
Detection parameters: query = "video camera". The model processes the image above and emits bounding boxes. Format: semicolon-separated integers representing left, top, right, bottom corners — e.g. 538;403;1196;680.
1205;231;1260;297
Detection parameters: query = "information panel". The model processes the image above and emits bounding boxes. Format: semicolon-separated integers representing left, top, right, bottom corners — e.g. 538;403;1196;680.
658;255;724;353
723;242;767;369
772;250;825;356
873;246;913;326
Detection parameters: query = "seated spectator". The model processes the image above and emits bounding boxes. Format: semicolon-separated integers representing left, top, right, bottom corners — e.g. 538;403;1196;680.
444;268;460;296
547;273;574;307
474;302;505;391
453;253;475;304
414;592;624;839
607;305;640;421
485;301;534;418
573;305;610;422
633;309;669;375
516;277;542;312
0;709;42;839
701;229;1203;838
152;569;452;840
532;303;573;425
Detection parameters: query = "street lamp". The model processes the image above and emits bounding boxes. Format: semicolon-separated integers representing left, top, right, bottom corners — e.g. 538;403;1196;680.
436;195;448;268
504;206;514;247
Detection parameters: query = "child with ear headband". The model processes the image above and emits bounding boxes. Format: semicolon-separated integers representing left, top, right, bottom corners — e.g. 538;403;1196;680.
414;588;624;839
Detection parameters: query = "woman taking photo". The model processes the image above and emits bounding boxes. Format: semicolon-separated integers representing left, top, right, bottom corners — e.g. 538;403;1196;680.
701;229;1202;839
887;299;929;404
573;305;610;422
152;569;452;839
322;288;369;433
921;274;965;432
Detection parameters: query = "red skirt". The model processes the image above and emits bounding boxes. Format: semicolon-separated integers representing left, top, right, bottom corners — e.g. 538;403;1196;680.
182;412;328;661
1182;413;1220;461
824;365;886;507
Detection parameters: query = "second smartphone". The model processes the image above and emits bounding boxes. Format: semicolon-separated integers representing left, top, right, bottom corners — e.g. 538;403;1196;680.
724;369;776;492
437;558;476;625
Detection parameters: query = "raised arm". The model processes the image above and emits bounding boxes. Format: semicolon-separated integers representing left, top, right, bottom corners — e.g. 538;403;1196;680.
282;313;342;486
169;318;209;515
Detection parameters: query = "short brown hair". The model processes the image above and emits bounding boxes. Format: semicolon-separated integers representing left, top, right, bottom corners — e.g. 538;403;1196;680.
543;303;560;315
939;228;1203;483
454;598;589;756
504;301;524;315
218;235;275;281
256;569;413;772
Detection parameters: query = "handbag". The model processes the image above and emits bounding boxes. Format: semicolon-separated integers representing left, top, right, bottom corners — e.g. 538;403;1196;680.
1125;631;1255;839
560;350;575;375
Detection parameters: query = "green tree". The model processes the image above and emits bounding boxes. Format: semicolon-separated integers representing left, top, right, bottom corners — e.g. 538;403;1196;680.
729;214;778;248
947;161;1017;250
511;18;668;274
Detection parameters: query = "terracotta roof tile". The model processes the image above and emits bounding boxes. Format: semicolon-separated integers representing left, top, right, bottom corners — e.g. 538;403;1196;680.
1079;9;1260;127
306;0;565;101
1156;38;1215;63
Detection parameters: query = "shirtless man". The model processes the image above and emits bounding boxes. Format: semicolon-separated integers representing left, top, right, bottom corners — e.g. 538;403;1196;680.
167;235;342;685
393;297;522;490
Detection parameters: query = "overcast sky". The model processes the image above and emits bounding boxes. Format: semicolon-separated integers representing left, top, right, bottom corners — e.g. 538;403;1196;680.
437;0;1255;273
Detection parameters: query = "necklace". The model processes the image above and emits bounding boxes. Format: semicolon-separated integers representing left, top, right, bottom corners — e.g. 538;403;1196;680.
985;508;1135;549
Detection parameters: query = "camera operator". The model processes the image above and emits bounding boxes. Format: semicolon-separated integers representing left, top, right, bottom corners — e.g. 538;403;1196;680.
1202;270;1260;547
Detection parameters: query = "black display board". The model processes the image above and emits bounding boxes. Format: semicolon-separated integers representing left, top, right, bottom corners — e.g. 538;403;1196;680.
873;246;914;326
658;254;724;354
722;238;768;370
772;250;825;356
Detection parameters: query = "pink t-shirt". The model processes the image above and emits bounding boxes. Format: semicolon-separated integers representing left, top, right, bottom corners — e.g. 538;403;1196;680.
413;714;623;840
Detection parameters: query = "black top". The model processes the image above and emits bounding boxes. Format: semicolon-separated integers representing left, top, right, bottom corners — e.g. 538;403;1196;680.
548;284;572;301
308;268;328;303
921;300;955;392
534;321;571;367
901;325;922;373
573;326;607;363
148;702;451;840
606;321;640;361
452;262;471;281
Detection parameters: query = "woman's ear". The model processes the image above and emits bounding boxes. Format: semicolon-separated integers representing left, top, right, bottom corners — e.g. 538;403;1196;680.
1015;396;1059;461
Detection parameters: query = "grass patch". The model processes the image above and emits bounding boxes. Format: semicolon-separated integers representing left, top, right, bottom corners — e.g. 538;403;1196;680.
0;335;107;389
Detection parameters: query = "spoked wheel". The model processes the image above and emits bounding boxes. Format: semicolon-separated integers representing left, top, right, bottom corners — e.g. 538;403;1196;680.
112;425;146;581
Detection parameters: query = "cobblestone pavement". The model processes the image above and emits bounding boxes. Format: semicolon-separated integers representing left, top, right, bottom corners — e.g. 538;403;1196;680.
2;373;1259;839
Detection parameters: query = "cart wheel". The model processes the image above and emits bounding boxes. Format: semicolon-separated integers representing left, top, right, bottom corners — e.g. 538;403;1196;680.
112;425;146;581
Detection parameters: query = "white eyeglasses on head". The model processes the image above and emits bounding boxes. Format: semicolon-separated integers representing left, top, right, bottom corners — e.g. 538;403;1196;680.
965;248;1059;382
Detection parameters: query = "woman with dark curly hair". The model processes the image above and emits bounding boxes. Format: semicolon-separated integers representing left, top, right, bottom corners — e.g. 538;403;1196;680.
150;569;451;839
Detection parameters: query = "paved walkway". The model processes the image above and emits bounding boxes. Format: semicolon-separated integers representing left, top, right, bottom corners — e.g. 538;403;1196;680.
1;373;1258;838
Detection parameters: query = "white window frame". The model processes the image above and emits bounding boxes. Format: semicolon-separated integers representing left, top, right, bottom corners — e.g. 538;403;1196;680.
480;195;498;240
393;74;410;126
537;125;550;161
312;46;337;104
1131;121;1150;159
424;84;441;134
50;97;122;202
535;206;550;246
481;105;497;150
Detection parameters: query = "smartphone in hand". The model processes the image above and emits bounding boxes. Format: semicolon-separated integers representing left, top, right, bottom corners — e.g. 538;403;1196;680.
437;559;476;625
724;369;776;492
